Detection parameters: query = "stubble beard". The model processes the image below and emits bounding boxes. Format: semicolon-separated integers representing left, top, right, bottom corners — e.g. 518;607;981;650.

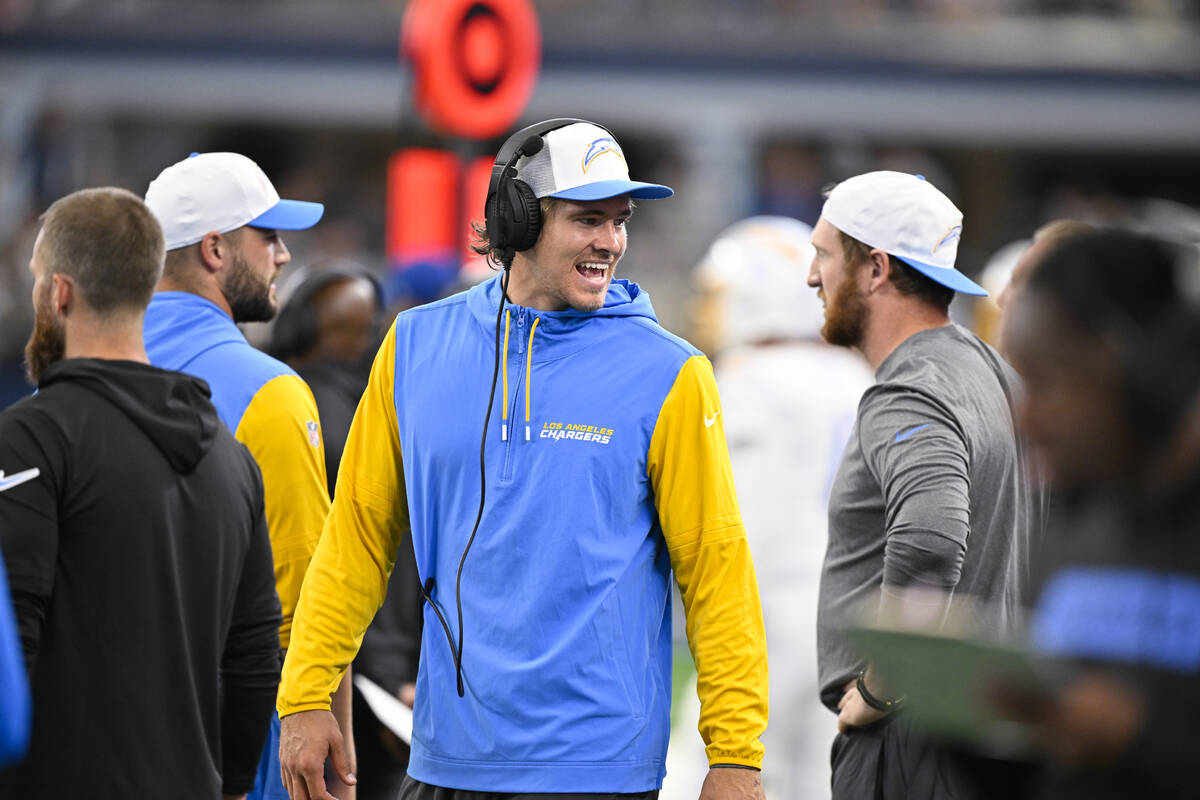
24;283;66;384
570;289;608;313
542;270;609;313
566;265;614;313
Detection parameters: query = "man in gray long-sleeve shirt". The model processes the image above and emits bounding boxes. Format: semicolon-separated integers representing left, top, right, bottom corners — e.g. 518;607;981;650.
807;171;1044;799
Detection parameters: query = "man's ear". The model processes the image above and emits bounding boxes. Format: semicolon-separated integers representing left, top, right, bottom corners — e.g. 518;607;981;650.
867;250;892;293
197;231;228;274
50;273;75;317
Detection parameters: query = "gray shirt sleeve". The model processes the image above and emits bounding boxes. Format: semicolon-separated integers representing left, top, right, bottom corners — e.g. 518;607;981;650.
858;384;970;591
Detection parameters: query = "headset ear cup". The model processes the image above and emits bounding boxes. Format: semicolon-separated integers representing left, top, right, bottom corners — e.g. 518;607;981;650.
485;187;504;252
505;178;542;252
484;118;612;259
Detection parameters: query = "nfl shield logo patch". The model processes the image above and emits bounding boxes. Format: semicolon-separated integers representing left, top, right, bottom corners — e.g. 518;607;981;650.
306;420;320;447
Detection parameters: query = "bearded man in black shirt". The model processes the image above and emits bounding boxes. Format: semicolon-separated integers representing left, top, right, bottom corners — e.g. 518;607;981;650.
0;187;282;799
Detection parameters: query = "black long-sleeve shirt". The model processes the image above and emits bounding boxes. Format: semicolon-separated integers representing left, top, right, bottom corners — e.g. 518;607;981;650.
0;358;281;798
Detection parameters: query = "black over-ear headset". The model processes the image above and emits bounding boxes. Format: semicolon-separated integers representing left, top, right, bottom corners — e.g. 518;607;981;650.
484;117;609;266
423;118;612;698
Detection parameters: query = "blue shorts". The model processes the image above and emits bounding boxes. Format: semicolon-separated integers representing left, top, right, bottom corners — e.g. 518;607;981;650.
248;711;289;800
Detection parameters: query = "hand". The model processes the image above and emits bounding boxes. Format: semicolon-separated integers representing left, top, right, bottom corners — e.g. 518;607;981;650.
328;670;357;800
697;766;765;799
280;709;357;800
1039;674;1145;767
221;795;247;800
327;762;357;800
837;679;887;733
398;681;416;708
988;672;1144;767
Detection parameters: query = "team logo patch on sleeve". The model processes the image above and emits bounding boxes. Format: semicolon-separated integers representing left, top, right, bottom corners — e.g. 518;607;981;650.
306;420;321;447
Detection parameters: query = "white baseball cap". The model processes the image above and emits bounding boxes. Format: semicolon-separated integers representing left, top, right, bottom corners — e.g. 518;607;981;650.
516;122;673;201
145;152;324;251
821;170;986;296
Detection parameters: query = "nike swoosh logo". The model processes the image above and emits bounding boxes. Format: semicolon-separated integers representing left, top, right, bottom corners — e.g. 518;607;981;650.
0;467;40;493
704;410;721;428
895;424;930;442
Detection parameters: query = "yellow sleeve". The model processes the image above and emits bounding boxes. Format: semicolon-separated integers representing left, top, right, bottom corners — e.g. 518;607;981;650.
648;355;768;769
278;322;410;715
235;373;331;650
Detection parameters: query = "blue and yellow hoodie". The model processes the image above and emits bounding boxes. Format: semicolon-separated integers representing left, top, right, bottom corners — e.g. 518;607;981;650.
280;276;768;792
144;292;330;650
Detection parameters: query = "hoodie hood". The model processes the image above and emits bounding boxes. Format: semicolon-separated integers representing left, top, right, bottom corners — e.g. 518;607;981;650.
466;275;658;351
461;275;663;443
38;358;218;474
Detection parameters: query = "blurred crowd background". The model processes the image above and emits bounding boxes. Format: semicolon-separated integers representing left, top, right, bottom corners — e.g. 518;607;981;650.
1;0;1198;402
2;3;1199;797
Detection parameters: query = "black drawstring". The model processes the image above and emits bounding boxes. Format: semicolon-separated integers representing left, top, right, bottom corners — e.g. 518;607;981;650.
418;576;461;692
420;266;512;698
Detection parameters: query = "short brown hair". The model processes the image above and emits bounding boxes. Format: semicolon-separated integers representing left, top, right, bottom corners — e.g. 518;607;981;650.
39;187;164;313
837;230;874;272
837;229;954;312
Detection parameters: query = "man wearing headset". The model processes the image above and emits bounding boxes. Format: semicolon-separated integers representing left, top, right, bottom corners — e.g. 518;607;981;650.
278;120;769;800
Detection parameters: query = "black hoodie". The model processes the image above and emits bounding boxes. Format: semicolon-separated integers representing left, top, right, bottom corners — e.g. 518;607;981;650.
0;358;281;798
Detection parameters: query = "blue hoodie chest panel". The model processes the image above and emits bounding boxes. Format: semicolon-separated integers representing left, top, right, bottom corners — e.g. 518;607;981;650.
144;293;297;433
392;278;698;792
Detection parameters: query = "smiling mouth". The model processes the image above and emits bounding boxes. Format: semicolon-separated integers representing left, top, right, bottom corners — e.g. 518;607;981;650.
576;263;609;285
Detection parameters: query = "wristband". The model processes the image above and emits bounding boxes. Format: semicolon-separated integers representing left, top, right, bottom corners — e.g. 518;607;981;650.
856;670;905;712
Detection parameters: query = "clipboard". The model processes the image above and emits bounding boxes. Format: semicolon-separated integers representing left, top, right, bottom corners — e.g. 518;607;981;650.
848;625;1058;757
353;673;414;744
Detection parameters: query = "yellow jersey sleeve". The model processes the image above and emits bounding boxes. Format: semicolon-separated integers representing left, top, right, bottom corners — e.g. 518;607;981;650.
278;322;410;715
648;354;769;769
235;373;331;650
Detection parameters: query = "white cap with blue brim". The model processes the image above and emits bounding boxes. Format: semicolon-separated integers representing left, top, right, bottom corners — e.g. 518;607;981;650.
146;152;324;251
822;170;987;296
515;122;673;202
